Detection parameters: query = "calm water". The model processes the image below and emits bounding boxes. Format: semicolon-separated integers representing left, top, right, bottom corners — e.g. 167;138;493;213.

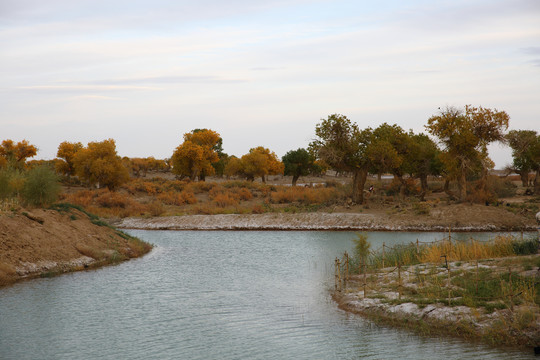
0;231;535;360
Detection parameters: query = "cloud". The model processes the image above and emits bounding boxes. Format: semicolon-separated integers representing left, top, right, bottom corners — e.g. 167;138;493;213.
81;75;247;85
17;85;161;93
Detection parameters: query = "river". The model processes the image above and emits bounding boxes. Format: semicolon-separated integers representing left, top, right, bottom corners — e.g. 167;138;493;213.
0;231;535;359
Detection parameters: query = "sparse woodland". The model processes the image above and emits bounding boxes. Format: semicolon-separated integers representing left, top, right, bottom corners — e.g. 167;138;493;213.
1;105;539;219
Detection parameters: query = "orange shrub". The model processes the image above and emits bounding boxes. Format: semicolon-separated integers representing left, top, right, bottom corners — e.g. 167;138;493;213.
232;187;253;201
212;193;238;207
95;190;132;208
157;191;198;206
270;186;337;204
62;189;95;207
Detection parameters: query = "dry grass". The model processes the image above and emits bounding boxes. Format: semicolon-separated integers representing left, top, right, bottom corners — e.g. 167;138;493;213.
420;236;516;263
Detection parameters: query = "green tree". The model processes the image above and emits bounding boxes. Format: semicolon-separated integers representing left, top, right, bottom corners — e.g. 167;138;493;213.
73;139;129;190
406;132;442;201
506;130;538;187
426;105;509;201
368;123;410;196
282;148;315;186
310;114;373;203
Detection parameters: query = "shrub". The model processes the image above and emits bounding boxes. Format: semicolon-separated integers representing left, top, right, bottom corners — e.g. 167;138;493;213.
212;193;238;207
95;190;131;208
232;187;253;201
486;176;517;198
21;165;60;206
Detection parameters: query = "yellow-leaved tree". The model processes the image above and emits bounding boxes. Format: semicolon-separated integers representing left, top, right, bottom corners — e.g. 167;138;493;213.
56;141;83;177
73;139;129;190
171;129;221;181
239;146;284;182
0;139;37;169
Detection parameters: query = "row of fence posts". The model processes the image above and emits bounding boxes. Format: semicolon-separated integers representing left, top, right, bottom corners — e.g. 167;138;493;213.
334;248;520;309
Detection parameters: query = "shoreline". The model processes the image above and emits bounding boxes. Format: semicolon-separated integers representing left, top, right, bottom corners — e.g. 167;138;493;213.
112;212;537;232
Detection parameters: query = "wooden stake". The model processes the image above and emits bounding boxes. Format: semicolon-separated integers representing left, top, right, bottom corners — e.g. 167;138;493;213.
334;258;338;292
363;262;367;299
475;259;479;295
382;242;386;269
509;266;513;311
416;239;419;255
345;252;349;283
398;263;402;300
447;262;451;305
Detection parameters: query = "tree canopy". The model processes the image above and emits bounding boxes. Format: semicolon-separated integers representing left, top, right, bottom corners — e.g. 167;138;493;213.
0;139;37;169
73;139;129;190
426;105;509;201
310;114;373;203
282;148;316;186
56;141;83;177
171;129;221;181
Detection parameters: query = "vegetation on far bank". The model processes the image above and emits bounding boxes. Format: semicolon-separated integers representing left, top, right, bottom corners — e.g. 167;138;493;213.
1;105;540;220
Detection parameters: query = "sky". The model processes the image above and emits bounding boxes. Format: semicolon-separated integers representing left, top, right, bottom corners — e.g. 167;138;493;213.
1;0;539;168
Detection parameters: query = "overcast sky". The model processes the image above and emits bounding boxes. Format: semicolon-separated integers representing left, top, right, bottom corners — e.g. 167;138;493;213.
1;0;539;168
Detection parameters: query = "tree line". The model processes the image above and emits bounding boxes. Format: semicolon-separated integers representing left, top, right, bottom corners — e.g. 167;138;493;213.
1;104;540;206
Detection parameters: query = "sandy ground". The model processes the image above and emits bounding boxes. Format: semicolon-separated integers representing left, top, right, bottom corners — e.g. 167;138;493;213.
113;203;537;231
0;207;151;286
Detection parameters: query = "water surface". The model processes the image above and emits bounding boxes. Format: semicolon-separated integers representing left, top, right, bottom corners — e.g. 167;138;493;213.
0;231;534;359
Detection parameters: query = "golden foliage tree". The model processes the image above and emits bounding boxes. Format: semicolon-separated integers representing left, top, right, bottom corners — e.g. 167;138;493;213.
56;141;83;176
73;139;129;190
240;146;284;182
171;129;221;181
0;139;37;169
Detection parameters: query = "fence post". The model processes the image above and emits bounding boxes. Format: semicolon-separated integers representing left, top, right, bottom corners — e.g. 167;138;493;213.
398;262;402;300
416;239;419;256
337;258;342;292
343;251;349;286
334;257;338;291
447;262;451;305
509;266;513;311
382;242;386;269
475;259;479;295
363;262;367;299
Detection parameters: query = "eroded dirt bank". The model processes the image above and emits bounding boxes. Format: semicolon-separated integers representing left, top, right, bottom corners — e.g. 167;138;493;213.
113;203;537;231
0;206;152;287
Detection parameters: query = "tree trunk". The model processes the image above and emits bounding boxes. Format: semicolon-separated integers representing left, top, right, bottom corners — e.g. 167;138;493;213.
457;169;467;202
352;168;368;204
419;175;428;201
261;175;266;183
444;178;457;200
518;171;529;187
396;174;406;198
534;170;540;195
292;174;299;186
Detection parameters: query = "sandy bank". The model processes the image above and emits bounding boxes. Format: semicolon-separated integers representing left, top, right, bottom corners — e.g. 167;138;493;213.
114;204;537;231
0;206;152;286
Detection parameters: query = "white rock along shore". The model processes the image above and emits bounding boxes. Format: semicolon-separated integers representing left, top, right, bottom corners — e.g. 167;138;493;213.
112;212;535;231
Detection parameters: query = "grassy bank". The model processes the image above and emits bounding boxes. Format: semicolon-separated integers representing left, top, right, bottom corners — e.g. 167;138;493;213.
335;234;540;348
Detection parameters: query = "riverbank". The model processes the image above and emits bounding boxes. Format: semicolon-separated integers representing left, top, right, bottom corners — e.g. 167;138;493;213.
0;204;152;287
112;203;537;231
332;254;540;350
